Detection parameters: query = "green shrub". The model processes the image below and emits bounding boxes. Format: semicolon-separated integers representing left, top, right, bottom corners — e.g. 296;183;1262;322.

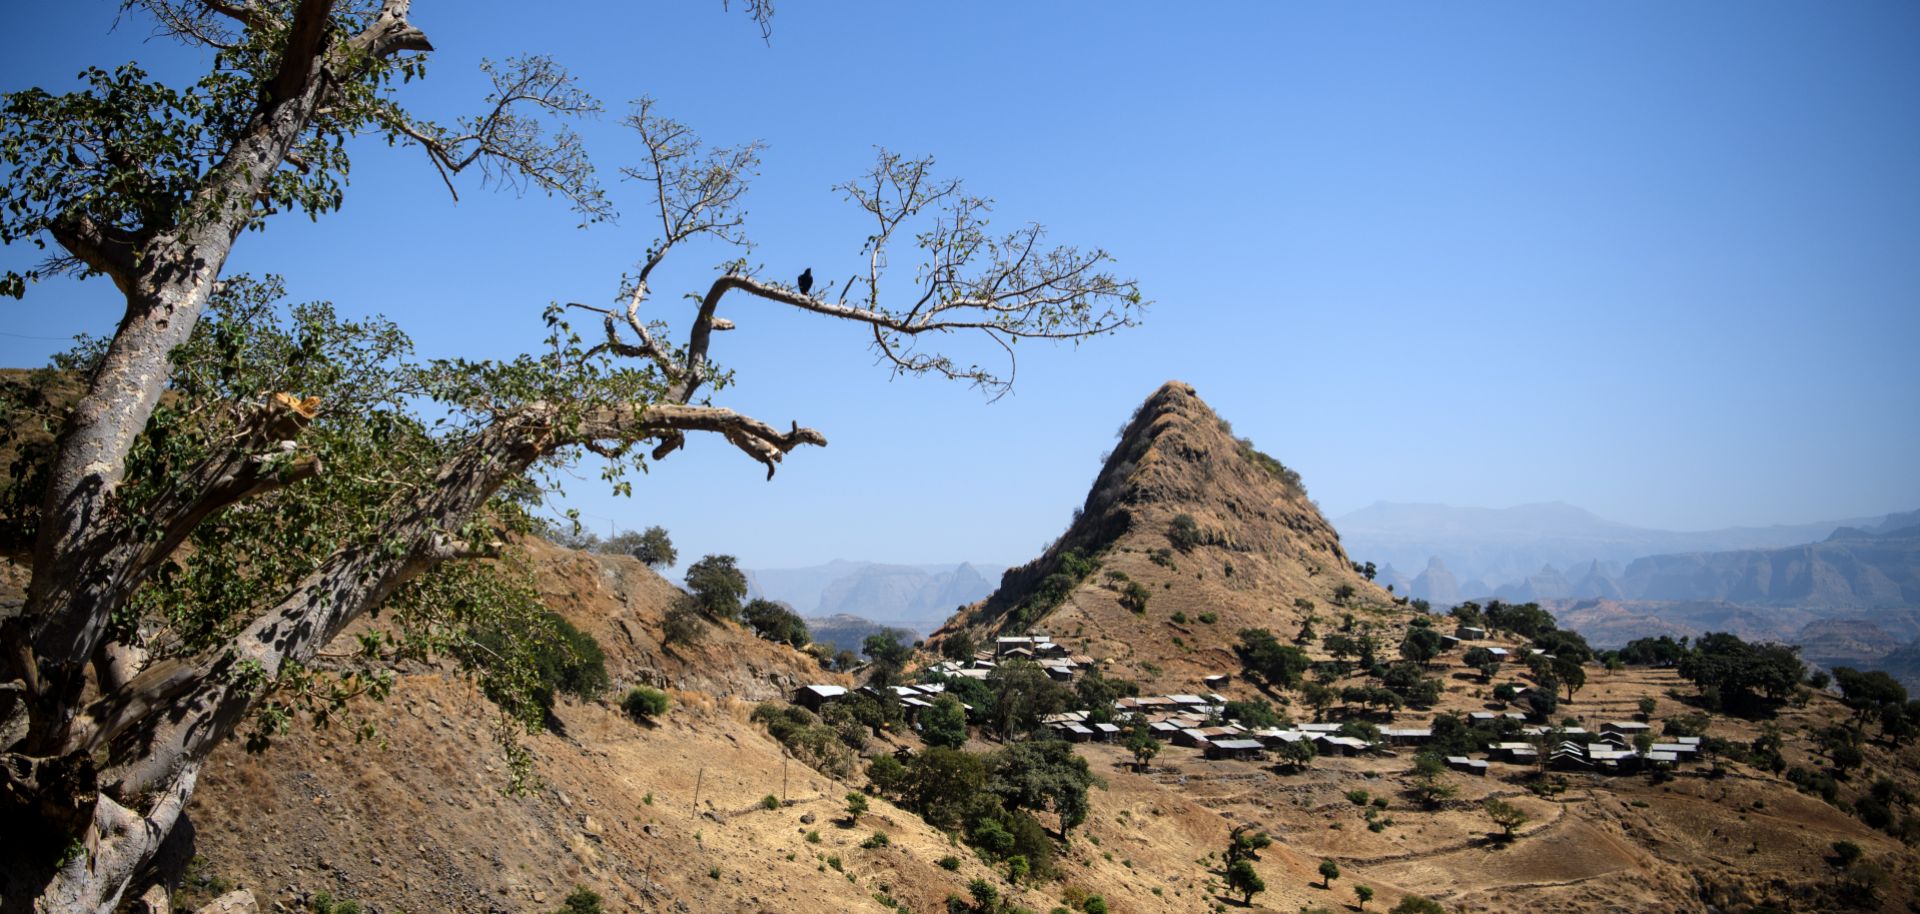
751;703;856;779
551;887;602;914
761;794;780;811
308;893;362;914
938;854;961;870
1197;612;1217;624
622;685;670;721
862;831;891;849
846;791;870;822
1168;514;1204;552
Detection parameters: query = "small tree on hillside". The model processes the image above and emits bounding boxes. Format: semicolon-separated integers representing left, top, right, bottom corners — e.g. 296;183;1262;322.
967;878;997;912
633;525;677;568
1464;647;1500;682
844;791;869;825
1125;718;1162;771
742;598;810;647
1318;859;1340;889
1237;627;1311;690
862;629;914;689
1355;884;1375;910
661;596;709;648
1274;737;1318;772
920;694;969;749
1401;627;1444;666
1553;656;1587;701
1302;681;1338;721
1485;798;1529;840
1225;825;1272;867
1410;753;1456;808
685;554;749;620
602;525;676;568
1168;513;1204;551
1226;859;1265;905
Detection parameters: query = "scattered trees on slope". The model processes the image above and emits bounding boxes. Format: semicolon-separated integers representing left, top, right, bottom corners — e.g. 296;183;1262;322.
1677;632;1805;712
869;738;1094;878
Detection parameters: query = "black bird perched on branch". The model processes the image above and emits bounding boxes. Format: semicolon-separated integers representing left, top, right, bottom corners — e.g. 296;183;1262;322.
797;268;814;296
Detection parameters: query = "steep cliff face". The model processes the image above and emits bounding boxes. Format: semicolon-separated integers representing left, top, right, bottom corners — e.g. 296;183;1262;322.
1616;526;1920;609
931;381;1391;686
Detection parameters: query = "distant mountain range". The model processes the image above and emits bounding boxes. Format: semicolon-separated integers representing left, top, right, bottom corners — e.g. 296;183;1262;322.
1342;502;1920;692
1337;501;1918;604
743;560;1003;640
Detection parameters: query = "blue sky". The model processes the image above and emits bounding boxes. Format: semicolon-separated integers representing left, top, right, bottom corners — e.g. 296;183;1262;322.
4;2;1918;571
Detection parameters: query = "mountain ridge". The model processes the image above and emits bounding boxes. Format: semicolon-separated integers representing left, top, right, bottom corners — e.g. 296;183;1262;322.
1338;499;1911;597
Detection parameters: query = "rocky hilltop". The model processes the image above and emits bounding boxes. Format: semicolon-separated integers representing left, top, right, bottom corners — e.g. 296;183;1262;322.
932;380;1382;684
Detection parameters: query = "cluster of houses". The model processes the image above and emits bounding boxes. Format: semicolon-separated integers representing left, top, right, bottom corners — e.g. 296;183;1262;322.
792;681;959;720
1034;692;1705;776
1446;720;1702;775
787;627;1695;781
1039;692;1379;760
922;634;1098;684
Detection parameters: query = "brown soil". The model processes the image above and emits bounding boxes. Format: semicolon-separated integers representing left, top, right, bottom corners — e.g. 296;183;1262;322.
167;381;1920;914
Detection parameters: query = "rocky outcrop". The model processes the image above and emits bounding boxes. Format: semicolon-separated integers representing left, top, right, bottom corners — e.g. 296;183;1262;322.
928;381;1388;684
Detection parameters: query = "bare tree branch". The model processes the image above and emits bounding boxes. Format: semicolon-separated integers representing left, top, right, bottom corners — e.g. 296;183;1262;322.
376;56;609;221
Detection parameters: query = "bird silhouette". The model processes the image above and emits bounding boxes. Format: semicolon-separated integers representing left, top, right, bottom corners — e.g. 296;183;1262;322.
798;268;814;296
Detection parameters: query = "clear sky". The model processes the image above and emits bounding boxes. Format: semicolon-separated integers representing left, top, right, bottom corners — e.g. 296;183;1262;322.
4;2;1918;572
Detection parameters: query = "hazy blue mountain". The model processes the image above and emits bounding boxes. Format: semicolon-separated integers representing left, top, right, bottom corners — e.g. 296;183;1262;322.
1374;562;1413;596
1492;564;1574;602
745;560;1003;635
1409;557;1461;606
1615;524;1920;609
1335;500;1903;596
1569;560;1624;600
